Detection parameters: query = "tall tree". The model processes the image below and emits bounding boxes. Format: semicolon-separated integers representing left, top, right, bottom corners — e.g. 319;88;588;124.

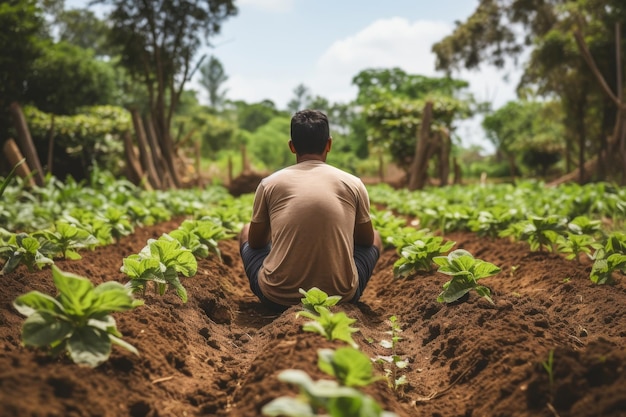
432;0;626;183
198;55;229;109
54;8;112;57
0;0;45;138
97;0;237;187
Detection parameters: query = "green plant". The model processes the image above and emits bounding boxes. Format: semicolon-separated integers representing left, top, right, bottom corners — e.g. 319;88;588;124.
0;233;55;274
517;215;568;252
299;287;342;313
178;218;234;261
375;316;408;390
297;306;360;348
261;369;398;417
393;235;456;277
556;232;601;263
589;232;626;285
433;249;501;304
33;221;99;260
120;236;198;302
13;265;143;368
318;347;383;388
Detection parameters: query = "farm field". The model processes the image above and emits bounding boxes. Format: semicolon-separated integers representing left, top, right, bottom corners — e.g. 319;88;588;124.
1;181;625;417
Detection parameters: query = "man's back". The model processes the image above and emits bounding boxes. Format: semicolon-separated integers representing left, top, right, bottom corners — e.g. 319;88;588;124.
252;160;371;305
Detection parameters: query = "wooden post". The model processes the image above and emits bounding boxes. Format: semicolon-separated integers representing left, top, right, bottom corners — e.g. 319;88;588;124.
228;155;233;185
9;102;44;186
194;140;202;187
122;131;145;187
3;139;36;186
144;115;174;188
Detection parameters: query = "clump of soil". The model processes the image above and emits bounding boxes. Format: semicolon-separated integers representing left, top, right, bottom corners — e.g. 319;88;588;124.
227;171;267;196
0;218;625;417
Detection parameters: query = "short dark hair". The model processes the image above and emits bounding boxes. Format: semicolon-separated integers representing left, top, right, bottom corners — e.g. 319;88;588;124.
290;109;330;155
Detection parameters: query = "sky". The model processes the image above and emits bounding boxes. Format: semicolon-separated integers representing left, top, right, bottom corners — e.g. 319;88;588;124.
193;0;525;153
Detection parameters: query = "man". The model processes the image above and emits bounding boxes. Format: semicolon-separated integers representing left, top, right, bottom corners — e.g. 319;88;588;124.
239;109;382;310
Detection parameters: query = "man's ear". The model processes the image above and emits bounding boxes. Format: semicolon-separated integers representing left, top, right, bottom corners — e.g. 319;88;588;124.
326;137;332;152
289;140;297;154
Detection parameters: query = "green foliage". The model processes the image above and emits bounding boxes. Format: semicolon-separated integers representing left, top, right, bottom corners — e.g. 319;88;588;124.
297;306;360;348
517;215;568;252
318;347;382;388
33;221;99;260
246;116;293;171
299;287;342;313
13;265;143;368
0;233;54;274
178;217;234;261
261;369;398;417
590;232;626;285
393;236;456;277
0;0;45;131
434;249;501;304
24;41;118;114
24;105;131;178
556;232;600;262
120;236;198;303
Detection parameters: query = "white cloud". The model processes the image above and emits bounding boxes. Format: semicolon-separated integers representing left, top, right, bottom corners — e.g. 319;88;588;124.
237;0;294;13
311;18;451;103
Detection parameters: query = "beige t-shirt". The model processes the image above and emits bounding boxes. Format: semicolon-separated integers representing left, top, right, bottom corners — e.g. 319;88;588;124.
251;160;372;305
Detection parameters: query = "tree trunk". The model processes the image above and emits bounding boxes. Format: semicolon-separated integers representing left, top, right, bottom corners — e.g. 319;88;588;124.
131;109;162;189
122;131;146;188
439;128;450;187
144;115;174;188
3;139;35;186
9;102;44;186
408;101;433;190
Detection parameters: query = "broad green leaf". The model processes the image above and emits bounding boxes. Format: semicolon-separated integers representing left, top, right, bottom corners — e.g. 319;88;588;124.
67;326;111;368
91;281;143;312
14;291;66;317
21;312;73;347
438;274;475;304
318;347;381;387
52;266;95;316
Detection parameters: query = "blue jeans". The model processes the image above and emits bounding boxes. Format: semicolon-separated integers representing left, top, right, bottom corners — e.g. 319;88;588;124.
239;242;380;309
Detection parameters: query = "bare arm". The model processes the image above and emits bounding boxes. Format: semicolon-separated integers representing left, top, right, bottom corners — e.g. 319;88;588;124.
248;221;271;249
354;220;375;247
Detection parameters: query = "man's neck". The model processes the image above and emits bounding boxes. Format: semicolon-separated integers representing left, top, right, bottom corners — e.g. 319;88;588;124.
296;154;326;163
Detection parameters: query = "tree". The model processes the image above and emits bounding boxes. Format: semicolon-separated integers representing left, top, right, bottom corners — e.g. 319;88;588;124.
54;8;112;57
0;0;45;138
432;0;626;183
231;100;283;133
24;41;118;114
198;55;229;109
482;100;565;180
97;0;237;187
353;68;474;186
287;84;312;113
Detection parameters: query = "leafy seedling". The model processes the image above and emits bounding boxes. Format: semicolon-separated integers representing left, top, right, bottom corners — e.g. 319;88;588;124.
261;369;398;417
33;221;99;260
121;236;197;302
589;232;626;285
433;249;501;304
297;306;360;348
318;347;383;387
299;287;342;313
13;265;143;368
393;235;456;277
375;315;408;390
0;233;55;274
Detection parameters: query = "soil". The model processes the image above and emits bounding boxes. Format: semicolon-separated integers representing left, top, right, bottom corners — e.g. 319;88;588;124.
1;217;625;417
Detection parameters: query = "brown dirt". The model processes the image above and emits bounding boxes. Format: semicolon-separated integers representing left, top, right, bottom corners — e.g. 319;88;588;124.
1;218;625;417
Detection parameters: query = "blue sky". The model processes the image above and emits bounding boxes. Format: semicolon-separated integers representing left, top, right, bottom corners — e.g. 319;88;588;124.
196;0;524;152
